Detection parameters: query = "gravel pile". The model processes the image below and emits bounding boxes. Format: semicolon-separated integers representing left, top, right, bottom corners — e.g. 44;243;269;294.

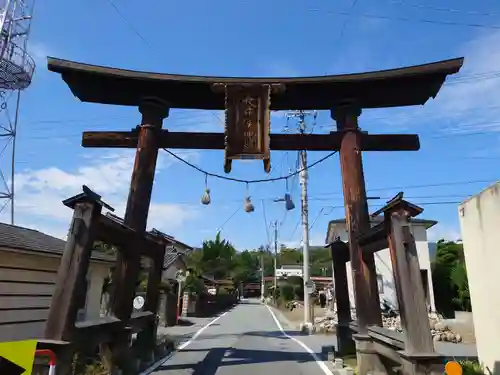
312;307;462;342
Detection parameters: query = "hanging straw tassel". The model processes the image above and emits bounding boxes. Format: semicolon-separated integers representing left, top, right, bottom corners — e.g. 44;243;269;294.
201;174;211;205
244;196;255;213
201;188;211;205
244;183;254;213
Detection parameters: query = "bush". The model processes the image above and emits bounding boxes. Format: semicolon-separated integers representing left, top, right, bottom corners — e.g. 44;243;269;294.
280;283;294;301
293;285;304;301
459;360;492;375
287;276;302;285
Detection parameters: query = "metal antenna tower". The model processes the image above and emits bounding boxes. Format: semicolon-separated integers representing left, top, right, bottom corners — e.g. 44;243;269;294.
0;0;36;224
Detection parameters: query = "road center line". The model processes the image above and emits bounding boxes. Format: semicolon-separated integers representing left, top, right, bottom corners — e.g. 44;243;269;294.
139;311;229;375
265;304;334;375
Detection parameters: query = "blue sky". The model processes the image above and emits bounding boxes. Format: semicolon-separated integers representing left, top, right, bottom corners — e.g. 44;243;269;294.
2;0;500;250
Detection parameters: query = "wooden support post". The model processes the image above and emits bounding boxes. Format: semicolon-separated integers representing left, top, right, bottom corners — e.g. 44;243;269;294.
44;189;104;374
45;192;103;341
329;238;355;356
381;197;443;375
139;250;165;351
110;97;169;365
386;206;435;353
331;105;381;330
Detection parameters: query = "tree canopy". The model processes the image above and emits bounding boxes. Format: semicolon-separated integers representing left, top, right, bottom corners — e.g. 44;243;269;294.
431;239;471;317
185;233;334;288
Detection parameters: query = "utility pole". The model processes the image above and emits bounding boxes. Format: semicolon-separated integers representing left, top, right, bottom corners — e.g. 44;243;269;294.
260;251;265;302
273;220;278;303
285;110;316;334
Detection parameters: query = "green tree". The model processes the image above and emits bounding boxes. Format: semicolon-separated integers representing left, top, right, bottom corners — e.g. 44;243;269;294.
186;232;237;280
431;239;471;317
232;250;260;286
450;261;471;311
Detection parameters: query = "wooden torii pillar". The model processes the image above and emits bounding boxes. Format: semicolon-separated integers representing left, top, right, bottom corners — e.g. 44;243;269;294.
332;104;383;329
110;97;169;363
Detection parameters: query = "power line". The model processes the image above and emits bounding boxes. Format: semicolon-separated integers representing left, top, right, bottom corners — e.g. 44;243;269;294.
216;206;241;233
305;7;500;30
388;1;500;18
261;199;270;245
104;0;163;62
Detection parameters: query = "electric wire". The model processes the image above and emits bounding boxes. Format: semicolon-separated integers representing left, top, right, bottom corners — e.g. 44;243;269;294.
216;206;241;233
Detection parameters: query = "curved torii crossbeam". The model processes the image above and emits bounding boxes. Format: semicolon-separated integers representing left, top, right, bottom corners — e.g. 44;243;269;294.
47;57;463;110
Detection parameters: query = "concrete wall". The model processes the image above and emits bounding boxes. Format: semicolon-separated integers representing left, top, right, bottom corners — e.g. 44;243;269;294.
458;182;500;373
0;248;111;342
329;222;436;312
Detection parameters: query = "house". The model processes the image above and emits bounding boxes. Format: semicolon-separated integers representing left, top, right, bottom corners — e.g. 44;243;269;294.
103;214;194;283
276;264;303;279
0;222;114;342
148;228;193;282
326;217;437;312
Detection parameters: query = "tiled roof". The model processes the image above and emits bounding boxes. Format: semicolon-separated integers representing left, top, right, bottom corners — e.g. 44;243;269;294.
0;222;115;263
102;213;194;270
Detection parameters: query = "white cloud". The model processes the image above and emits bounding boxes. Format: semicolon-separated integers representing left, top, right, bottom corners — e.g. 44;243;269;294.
281;230;327;249
376;31;500;135
427;224;461;243
4;149;200;239
29;41;54;73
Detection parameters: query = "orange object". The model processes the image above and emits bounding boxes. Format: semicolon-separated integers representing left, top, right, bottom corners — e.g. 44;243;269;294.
445;361;462;375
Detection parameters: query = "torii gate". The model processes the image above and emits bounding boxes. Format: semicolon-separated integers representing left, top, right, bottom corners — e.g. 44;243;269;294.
46;56;463;373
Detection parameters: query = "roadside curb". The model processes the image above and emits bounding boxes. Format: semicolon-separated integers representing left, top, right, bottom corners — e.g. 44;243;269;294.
266;305;297;331
138;310;230;375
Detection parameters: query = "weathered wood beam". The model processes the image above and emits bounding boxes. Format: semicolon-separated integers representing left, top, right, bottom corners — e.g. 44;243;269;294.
96;215;164;260
358;222;387;247
82;131;420;152
362;238;389;256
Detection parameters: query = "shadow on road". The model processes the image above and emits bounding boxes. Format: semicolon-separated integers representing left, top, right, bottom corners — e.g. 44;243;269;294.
177;319;196;326
180;329;307;342
157;347;318;375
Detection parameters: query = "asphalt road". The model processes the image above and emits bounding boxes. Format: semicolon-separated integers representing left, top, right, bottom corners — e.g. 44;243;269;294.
149;300;332;375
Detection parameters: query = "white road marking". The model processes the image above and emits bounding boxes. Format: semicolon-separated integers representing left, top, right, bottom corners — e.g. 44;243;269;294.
139;311;229;375
265;305;334;375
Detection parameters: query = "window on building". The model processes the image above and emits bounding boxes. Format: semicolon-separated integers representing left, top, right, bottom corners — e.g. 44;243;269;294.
377;274;384;294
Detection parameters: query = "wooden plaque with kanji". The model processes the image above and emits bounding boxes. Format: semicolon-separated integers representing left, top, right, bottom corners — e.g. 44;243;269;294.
224;84;271;173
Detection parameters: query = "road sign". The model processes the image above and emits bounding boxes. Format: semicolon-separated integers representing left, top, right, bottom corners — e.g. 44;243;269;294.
176;270;186;283
133;295;145;310
305;280;316;294
0;340;37;375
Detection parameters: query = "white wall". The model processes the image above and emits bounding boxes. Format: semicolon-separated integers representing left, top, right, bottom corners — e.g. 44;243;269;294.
458;182;500;373
0;248;111;342
276;268;303;278
162;258;185;281
329;222;436;312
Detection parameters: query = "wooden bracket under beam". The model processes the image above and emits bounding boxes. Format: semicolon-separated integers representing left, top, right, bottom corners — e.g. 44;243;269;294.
96;215;165;260
82;131;420;152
